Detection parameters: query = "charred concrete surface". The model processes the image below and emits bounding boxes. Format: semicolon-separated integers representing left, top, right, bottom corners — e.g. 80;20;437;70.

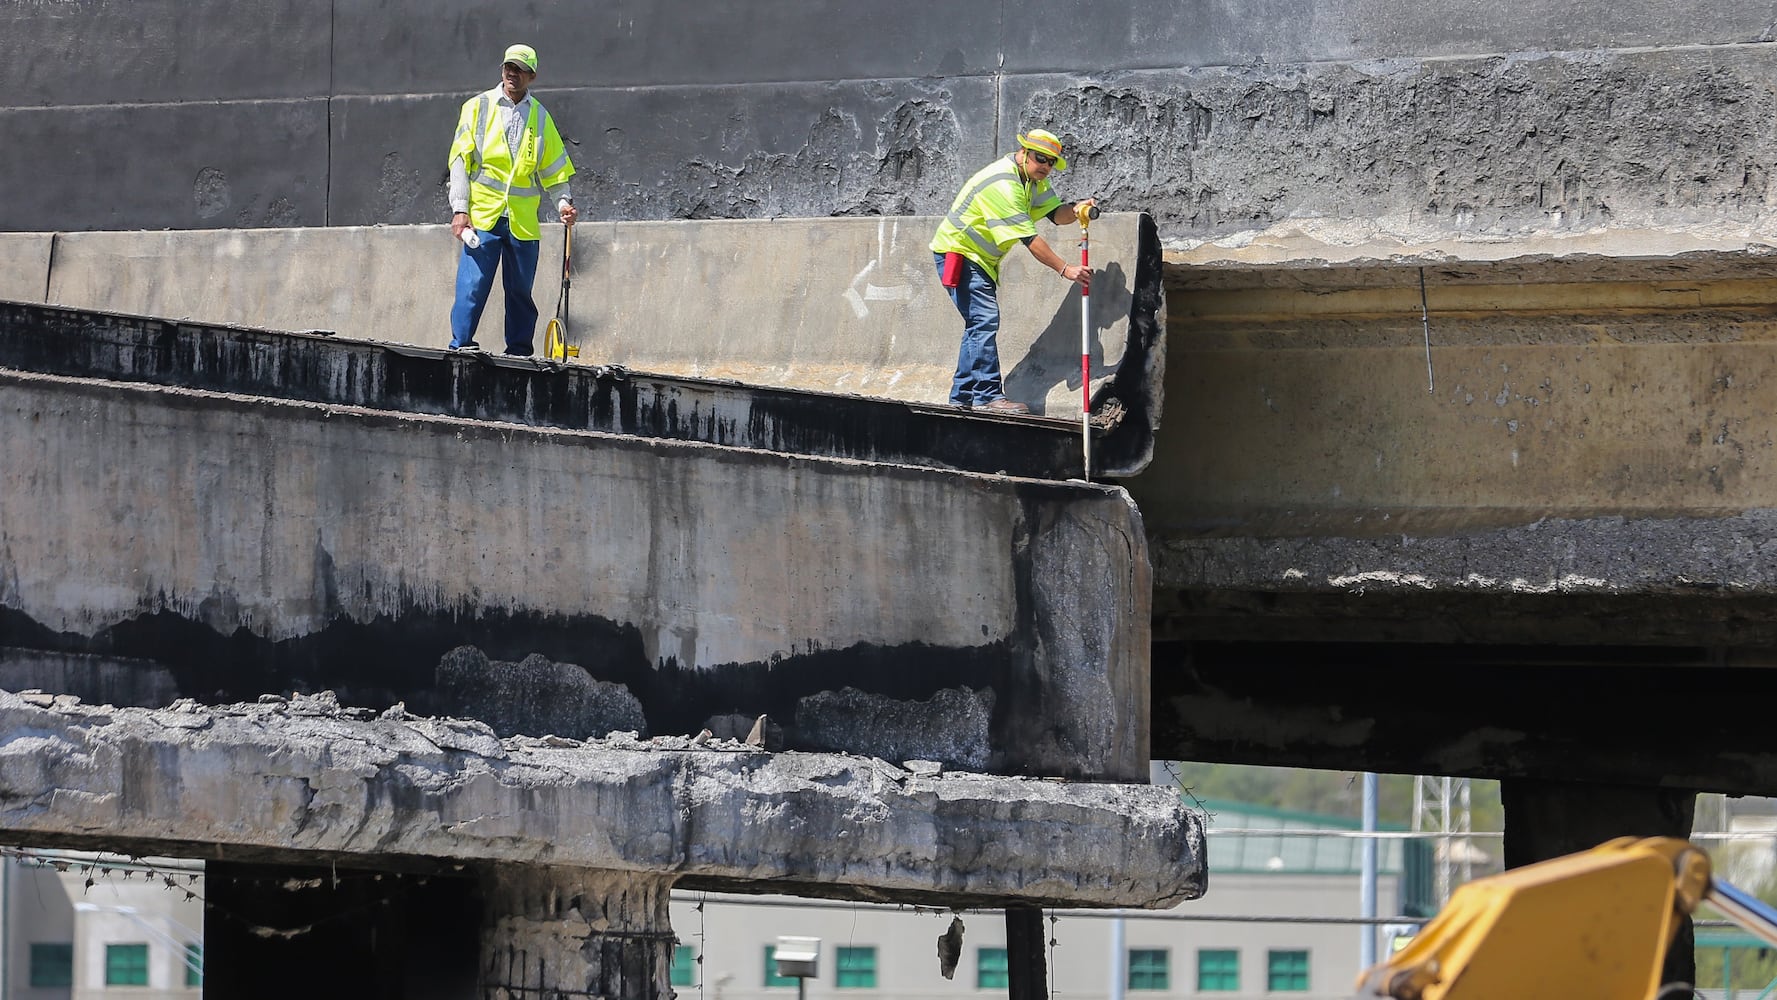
0;301;1102;480
5;1;1777;252
0;357;1151;781
0;689;1206;910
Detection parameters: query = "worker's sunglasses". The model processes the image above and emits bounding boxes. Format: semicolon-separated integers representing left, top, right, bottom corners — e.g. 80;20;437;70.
1029;152;1057;166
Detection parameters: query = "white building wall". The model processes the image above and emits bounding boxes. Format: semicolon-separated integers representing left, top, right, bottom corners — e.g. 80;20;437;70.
6;861;78;1000
669;873;1400;1000
0;858;201;1000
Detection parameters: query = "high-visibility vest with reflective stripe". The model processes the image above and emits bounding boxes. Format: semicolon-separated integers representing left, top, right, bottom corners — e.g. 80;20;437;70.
929;155;1063;283
447;89;576;241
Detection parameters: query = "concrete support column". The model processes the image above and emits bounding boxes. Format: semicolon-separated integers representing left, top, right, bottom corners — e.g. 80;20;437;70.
1501;778;1699;991
479;866;676;1000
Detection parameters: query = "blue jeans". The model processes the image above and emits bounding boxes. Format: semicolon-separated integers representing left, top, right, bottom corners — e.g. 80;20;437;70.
450;216;541;354
934;252;1004;407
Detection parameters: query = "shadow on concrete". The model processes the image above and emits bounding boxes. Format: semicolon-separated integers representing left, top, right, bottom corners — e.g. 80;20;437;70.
1004;261;1131;416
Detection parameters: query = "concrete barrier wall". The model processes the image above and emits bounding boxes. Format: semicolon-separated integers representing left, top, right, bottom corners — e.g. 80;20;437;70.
5;215;1147;417
4;1;1772;243
0;233;49;303
0;367;1150;781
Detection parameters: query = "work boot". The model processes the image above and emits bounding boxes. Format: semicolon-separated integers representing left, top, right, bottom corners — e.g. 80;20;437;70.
977;398;1030;414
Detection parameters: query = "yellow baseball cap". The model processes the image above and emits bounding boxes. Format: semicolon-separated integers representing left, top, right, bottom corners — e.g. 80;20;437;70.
503;44;538;72
1017;129;1068;170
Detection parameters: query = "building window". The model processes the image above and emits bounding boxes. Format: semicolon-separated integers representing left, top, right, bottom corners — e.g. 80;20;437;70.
836;946;877;988
185;943;205;988
106;942;150;986
1267;950;1309;991
977;947;1009;989
764;946;799;988
672;944;697;987
1128;948;1169;990
1197;949;1239;992
29;943;74;988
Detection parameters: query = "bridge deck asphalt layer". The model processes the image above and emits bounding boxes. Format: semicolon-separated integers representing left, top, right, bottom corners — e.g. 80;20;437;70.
0;689;1206;911
0;301;1096;481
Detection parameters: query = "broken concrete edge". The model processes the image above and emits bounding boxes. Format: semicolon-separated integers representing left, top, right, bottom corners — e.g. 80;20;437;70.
1096;211;1167;480
0;689;1206;911
1163;220;1777;274
1151;507;1777;595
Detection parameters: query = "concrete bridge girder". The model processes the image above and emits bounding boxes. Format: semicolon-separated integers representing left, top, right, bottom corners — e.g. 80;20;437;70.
0;361;1152;781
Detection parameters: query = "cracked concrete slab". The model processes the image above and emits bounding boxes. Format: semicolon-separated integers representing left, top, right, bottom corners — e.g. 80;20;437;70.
0;690;1206;911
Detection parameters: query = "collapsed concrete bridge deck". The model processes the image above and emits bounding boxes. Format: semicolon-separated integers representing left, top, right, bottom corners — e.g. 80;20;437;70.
0;690;1203;911
0;688;1203;997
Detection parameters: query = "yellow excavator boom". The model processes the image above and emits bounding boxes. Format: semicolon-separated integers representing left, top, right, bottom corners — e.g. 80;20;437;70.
1353;836;1718;1000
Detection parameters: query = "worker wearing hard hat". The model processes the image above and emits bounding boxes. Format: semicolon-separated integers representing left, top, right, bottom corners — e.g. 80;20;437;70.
930;129;1094;413
446;43;579;355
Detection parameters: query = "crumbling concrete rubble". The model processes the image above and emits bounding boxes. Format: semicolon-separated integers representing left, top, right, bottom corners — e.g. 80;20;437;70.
0;689;1205;910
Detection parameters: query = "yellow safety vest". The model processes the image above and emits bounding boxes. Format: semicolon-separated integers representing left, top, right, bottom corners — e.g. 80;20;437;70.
930;155;1064;283
448;89;576;241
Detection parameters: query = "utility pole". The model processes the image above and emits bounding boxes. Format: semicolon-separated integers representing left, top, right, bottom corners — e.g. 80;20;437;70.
1413;775;1474;904
1361;773;1379;970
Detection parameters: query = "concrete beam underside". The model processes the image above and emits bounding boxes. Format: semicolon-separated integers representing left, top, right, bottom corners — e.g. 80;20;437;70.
1137;247;1777;647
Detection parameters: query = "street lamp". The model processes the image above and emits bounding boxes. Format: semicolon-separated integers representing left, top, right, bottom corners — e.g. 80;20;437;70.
775;935;820;1000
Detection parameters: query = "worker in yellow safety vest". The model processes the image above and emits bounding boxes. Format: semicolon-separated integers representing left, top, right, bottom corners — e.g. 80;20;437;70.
447;43;579;356
930;129;1094;413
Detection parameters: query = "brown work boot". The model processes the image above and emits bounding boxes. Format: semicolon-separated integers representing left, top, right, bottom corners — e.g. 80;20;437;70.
977;398;1030;414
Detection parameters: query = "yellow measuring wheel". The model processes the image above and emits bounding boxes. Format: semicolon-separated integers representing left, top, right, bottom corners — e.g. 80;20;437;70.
544;225;579;361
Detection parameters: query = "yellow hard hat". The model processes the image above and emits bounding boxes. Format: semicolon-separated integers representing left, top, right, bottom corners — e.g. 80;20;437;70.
503;44;538;72
1016;129;1068;170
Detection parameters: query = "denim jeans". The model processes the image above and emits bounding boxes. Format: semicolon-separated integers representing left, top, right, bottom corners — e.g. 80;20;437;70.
934;252;1004;407
450;216;541;354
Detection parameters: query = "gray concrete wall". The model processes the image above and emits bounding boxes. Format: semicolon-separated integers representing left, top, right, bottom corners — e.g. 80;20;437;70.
0;365;1150;780
5;1;1773;245
0;215;1148;421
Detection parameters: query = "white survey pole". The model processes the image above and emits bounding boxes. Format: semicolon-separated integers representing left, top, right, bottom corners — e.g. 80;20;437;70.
1078;206;1096;479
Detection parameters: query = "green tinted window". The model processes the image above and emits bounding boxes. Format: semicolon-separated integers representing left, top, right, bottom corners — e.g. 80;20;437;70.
30;943;73;988
836;946;876;988
977;947;1009;989
1128;948;1169;990
1267;949;1308;991
672;944;697;987
1197;949;1239;992
106;942;149;986
185;943;204;988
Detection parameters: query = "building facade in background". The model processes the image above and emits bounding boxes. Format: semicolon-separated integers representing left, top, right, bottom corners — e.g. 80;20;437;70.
667;798;1418;1000
2;856;202;1000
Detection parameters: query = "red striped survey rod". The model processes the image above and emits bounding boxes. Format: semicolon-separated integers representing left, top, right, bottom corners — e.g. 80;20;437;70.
1078;202;1100;478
